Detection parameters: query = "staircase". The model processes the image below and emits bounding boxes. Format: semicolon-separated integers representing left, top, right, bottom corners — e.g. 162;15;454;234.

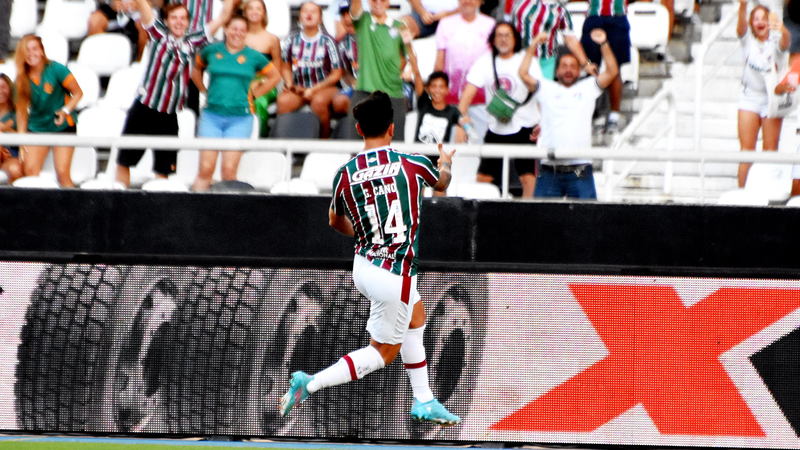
603;2;798;204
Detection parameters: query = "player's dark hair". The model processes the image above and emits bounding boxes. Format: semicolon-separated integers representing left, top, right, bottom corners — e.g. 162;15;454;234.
554;46;578;71
488;22;522;56
426;71;449;86
353;91;393;138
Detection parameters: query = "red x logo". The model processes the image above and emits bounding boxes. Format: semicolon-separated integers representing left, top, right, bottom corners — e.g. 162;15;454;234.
491;284;800;436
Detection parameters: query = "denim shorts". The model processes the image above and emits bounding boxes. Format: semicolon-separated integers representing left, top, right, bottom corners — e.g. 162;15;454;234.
197;110;254;138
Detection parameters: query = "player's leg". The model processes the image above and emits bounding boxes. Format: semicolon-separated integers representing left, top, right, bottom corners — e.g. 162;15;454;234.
279;256;408;417
402;299;461;425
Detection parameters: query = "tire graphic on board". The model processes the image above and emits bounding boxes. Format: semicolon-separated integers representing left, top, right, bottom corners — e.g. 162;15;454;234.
15;264;487;439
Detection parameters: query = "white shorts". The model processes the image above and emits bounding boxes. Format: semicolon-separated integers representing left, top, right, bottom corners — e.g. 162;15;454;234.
739;88;769;117
352;254;421;345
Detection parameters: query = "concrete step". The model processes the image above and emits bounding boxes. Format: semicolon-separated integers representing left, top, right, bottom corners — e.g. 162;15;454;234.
605;160;739;177
611;173;738;193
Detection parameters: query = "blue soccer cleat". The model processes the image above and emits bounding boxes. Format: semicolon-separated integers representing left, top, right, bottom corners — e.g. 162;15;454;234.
410;398;461;426
279;371;312;417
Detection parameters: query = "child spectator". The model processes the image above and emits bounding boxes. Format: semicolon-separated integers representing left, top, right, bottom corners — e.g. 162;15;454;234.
191;15;281;191
277;2;345;138
15;35;83;187
0;73;21;182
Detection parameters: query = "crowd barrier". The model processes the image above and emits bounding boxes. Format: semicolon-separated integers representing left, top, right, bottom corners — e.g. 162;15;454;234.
1;190;800;448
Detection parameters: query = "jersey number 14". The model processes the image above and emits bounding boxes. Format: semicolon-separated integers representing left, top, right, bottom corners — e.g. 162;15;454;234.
364;200;407;245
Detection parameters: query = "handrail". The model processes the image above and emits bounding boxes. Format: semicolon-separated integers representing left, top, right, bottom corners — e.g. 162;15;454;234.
694;4;740;153
1;133;800;163
603;82;678;200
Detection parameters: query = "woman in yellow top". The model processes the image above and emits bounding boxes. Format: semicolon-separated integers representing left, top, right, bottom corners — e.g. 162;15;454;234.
15;34;83;187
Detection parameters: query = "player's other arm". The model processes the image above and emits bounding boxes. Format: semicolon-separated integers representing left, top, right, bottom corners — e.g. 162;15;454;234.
329;208;355;237
433;143;455;192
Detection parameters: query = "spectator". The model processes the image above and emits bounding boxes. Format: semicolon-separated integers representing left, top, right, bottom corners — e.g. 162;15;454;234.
15;35;83;187
168;0;214;32
116;0;232;188
408;60;465;144
580;0;631;136
458;22;541;198
349;0;408;141
332;5;358;115
511;0;595;80
519;29;618;199
0;73;22;182
737;1;789;187
0;0;9;63
277;2;345;138
88;0;148;60
191;15;281;191
241;0;282;137
434;0;495;142
402;0;460;39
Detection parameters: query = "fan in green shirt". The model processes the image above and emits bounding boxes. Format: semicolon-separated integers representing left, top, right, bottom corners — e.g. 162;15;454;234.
15;35;83;187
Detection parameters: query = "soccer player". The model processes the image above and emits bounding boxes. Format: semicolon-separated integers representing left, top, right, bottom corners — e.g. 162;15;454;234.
279;91;460;426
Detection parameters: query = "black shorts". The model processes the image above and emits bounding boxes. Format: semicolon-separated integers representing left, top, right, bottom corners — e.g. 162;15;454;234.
117;100;179;175
581;15;631;66
479;127;538;183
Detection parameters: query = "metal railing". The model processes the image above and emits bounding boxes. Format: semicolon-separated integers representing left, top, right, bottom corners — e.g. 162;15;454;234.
604;81;678;201
693;4;740;153
3;133;800;199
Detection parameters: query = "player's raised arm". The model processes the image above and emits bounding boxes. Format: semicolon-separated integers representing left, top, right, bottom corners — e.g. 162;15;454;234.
433;143;455;192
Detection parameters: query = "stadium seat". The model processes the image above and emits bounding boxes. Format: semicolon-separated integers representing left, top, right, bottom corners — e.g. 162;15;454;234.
411;37;437;82
0;61;16;81
271;111;321;138
237;152;289;191
266;0;292;39
12;175;60;189
451;155;480;185
565;1;589;40
101;63;144;110
77;33;132;76
37;147;98;186
10;0;38;38
672;0;696;19
38;29;70;65
620;46;639;92
299;152;351;192
716;189;770;206
141;178;190;192
786;196;800;207
270;178;320;195
80;178;126;190
174;150;222;187
67;62;101;110
627;2;670;55
744;163;793;203
449;181;502;199
77;106;128;186
38;0;94;40
0;171;7;185
404;111;418;144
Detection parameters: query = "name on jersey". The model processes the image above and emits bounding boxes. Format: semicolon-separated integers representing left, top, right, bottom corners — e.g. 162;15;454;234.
352;162;401;183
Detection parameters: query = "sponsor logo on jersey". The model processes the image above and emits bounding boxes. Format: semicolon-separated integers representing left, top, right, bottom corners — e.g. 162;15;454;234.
351;162;402;183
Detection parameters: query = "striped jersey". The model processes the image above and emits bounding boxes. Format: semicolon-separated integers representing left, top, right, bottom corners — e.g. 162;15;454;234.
588;0;626;17
330;147;440;277
138;20;209;114
282;31;342;89
168;0;213;32
512;0;574;56
338;34;359;80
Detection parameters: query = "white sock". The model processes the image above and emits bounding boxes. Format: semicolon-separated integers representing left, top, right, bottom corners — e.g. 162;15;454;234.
608;111;621;123
307;345;385;393
401;325;434;403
